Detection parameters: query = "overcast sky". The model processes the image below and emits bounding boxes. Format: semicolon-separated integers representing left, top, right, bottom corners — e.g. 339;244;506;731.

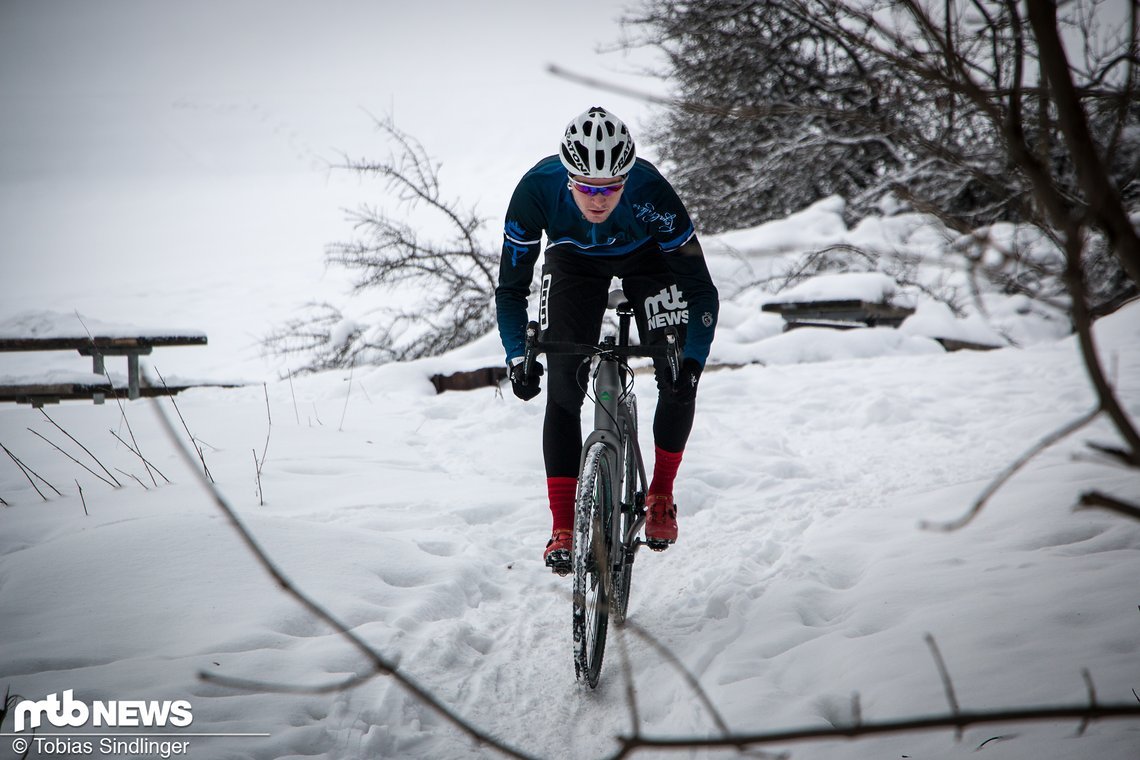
0;0;663;187
0;0;666;372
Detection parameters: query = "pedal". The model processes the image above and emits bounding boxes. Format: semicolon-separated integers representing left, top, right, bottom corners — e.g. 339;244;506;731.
545;550;571;575
645;538;674;552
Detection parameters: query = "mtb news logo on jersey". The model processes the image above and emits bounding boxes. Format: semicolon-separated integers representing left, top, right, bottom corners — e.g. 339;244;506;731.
12;690;193;732
645;285;688;329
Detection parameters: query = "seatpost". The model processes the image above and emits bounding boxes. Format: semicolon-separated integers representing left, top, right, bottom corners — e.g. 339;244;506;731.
616;301;634;347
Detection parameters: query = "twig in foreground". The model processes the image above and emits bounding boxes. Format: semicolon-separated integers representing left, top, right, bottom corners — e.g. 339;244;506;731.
109;430;170;484
609;703;1140;756
27;427;118;488
925;634;962;739
253;384;271;506
0;441;60;500
921;406;1101;531
613;614;641;740
39;409;122;487
154;367;213;483
76;480;89;516
338;361;355;432
75;310;159;487
1078;491;1140;521
114;467;148;491
146;398;538;760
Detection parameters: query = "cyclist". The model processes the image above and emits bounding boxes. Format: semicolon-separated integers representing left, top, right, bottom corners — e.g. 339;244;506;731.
495;106;719;573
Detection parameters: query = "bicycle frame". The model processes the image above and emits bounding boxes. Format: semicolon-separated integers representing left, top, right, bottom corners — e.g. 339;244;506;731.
522;292;680;686
523;297;679;545
580;310;648;542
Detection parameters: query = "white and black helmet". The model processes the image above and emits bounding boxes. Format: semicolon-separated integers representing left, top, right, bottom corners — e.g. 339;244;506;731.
559;106;636;179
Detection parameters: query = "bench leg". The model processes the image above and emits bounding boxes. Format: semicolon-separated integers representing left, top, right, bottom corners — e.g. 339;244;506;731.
128;353;140;400
92;352;106;405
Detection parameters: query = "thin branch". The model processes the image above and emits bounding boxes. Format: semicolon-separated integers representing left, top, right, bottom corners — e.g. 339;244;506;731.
1084;440;1140;468
287;371;300;425
27;428;117;488
198;669;375;696
611;703;1140;755
76;480;89;516
39;409;121;487
1;441;49;501
1061;232;1140;466
254;383;271;506
75;310;159;487
925;634;962;739
1078;491;1140;521
1078;669;1098;736
921;406;1102;531
146;398;538;760
619;617;733;739
110;430;170;484
154;367;213;483
614;624;642;740
338;361;355;432
114;468;148;491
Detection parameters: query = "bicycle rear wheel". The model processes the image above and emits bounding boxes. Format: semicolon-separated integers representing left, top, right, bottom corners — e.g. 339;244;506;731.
573;442;615;688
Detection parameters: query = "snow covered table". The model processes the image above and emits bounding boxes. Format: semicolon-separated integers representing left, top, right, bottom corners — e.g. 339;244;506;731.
0;311;208;405
761;298;916;330
762;272;916;331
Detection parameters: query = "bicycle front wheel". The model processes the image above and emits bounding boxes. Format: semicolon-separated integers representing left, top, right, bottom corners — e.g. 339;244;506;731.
573;442;616;688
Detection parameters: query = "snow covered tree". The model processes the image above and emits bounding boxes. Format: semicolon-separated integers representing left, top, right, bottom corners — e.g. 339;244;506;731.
624;0;912;232
623;0;1139;313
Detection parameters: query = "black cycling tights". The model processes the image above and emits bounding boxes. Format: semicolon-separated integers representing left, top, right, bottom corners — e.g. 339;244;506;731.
539;245;696;479
543;365;695;478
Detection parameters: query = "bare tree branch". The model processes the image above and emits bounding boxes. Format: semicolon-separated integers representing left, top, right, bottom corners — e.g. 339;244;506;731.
1026;0;1140;286
27;427;118;488
921;406;1101;532
925;634;962;739
611;703;1140;755
39;409;121;487
1078;490;1140;521
147;399;539;760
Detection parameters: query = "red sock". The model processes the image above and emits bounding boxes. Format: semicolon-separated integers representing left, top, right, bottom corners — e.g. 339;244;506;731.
649;446;684;496
547;477;577;532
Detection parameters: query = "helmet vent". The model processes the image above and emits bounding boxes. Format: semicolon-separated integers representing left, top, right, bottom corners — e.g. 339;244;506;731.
558;106;636;178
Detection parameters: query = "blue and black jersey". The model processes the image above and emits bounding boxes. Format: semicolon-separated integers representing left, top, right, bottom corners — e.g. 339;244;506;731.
495;155;719;366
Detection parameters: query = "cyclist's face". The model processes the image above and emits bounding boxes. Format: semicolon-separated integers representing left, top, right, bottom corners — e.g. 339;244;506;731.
569;175;625;224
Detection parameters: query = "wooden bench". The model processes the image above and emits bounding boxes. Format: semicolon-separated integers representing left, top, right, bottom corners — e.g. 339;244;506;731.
0;378;221;408
761;299;916;331
0;333;208;405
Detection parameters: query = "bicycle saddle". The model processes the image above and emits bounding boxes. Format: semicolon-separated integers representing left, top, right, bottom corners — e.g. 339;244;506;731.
607;288;630;311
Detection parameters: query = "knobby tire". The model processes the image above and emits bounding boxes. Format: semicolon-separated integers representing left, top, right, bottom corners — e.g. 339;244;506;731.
573;442;615;688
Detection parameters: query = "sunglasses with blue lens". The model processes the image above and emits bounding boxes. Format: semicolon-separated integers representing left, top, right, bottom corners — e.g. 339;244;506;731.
567;178;626;197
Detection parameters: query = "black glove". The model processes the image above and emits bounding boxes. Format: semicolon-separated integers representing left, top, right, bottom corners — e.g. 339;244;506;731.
509;357;543;401
667;358;703;404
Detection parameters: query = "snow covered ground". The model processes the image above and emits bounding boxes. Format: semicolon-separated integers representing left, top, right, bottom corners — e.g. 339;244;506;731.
3;5;1139;758
1;198;1138;759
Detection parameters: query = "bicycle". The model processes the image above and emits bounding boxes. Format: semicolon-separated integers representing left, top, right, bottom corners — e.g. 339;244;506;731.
522;290;681;688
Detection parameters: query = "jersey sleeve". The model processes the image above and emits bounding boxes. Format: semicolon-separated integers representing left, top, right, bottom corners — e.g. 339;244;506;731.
495;176;546;363
634;173;719;366
664;236;719;366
